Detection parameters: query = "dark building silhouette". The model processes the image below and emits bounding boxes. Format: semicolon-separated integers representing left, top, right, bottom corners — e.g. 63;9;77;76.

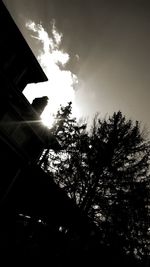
0;0;48;202
0;2;101;265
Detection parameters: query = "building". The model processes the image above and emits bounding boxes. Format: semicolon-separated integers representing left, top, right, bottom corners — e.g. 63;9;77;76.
0;0;50;202
0;2;101;264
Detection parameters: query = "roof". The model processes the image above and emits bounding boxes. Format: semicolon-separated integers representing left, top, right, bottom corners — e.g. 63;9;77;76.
0;1;48;90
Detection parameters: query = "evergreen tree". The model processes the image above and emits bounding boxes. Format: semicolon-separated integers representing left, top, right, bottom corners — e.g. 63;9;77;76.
86;112;150;260
39;102;88;204
39;104;150;262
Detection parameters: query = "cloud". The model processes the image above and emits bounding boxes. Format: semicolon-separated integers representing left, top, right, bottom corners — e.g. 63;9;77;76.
24;20;79;127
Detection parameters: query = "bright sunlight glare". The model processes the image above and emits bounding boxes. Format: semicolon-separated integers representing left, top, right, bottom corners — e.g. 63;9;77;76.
23;20;80;128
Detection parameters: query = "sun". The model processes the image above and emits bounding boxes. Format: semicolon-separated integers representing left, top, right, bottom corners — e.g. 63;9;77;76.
40;82;79;128
40;103;55;128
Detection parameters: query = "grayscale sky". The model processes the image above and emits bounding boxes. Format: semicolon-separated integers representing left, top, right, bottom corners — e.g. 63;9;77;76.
3;0;150;131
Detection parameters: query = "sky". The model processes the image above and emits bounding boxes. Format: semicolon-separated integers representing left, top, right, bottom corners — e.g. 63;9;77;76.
3;0;150;131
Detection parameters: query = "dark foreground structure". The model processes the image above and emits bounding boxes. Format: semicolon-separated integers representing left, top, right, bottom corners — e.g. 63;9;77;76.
0;1;100;265
0;1;147;266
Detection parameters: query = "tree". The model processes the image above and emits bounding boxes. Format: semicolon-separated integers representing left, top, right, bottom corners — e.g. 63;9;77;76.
39;101;88;200
39;104;150;262
86;112;150;261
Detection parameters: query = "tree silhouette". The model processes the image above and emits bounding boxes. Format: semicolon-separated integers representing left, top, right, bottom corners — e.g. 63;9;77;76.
39;104;150;263
86;112;150;261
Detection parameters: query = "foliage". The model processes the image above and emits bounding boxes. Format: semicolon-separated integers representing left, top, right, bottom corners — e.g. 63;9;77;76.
39;103;150;262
